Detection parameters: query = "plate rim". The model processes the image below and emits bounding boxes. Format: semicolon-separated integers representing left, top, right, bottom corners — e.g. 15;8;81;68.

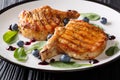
0;0;120;72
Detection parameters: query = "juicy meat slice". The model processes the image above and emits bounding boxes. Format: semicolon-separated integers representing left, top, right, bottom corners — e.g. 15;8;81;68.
18;5;80;40
40;20;107;61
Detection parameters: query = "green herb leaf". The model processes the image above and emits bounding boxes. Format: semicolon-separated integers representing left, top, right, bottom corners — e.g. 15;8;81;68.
26;41;47;53
105;45;119;56
3;30;18;44
14;47;28;61
81;13;100;21
50;61;92;68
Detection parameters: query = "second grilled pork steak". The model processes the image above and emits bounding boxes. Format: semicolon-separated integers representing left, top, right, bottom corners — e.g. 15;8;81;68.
18;5;80;40
40;20;107;61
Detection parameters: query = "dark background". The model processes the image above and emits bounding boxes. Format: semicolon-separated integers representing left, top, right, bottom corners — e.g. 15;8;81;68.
0;0;120;80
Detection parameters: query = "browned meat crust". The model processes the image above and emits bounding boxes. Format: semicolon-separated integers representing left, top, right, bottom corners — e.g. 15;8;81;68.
40;20;107;61
18;5;80;40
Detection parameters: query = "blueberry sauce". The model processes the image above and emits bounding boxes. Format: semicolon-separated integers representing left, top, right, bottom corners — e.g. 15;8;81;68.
50;59;55;63
25;39;36;45
38;61;49;65
89;59;99;64
25;42;31;45
6;46;16;51
30;39;36;42
108;35;116;40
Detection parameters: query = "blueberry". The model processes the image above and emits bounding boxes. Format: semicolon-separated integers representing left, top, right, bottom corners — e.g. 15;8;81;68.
63;18;70;26
108;35;116;40
11;23;19;31
100;17;107;24
82;17;89;22
32;49;39;57
60;54;71;63
47;34;53;40
8;24;12;30
17;40;24;47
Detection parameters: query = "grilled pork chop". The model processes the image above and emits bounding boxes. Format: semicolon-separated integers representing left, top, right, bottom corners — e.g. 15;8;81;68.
18;5;80;40
40;20;107;61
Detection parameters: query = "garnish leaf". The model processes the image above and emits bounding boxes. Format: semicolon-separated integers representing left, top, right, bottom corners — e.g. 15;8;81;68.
50;61;92;68
26;41;47;53
3;30;18;44
14;47;28;61
105;45;119;56
81;13;100;21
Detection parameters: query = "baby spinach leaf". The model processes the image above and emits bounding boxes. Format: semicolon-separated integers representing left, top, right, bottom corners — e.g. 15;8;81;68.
14;47;28;61
50;61;92;68
26;41;47;53
81;13;100;21
105;45;120;56
3;30;18;44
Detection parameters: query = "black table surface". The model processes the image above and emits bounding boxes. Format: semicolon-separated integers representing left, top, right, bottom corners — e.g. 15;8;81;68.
0;0;120;80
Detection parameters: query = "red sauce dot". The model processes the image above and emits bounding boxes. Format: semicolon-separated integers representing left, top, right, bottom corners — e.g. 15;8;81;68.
50;59;55;63
109;35;116;40
25;42;31;45
38;61;49;65
6;46;16;51
89;59;99;64
30;39;36;43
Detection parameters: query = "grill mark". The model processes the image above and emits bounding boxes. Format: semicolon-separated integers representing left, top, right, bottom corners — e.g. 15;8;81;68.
35;8;47;31
35;8;45;31
62;32;94;46
26;10;36;30
50;15;61;29
67;24;98;40
67;22;103;38
44;8;56;33
44;7;58;30
58;43;80;54
60;34;94;51
58;36;89;53
40;10;50;31
60;22;107;52
65;29;96;45
60;34;80;46
43;9;55;32
33;9;42;31
29;9;42;31
82;24;103;37
68;28;94;39
67;24;105;43
39;20;47;30
54;15;61;25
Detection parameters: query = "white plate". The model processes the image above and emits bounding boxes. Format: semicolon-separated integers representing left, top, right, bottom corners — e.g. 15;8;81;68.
0;0;120;71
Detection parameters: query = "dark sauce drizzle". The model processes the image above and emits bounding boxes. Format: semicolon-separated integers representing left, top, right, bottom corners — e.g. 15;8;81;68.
50;58;55;63
38;59;55;65
89;59;99;64
30;39;36;42
38;61;49;65
106;34;116;40
108;35;116;40
6;46;16;51
25;39;36;45
25;42;31;45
